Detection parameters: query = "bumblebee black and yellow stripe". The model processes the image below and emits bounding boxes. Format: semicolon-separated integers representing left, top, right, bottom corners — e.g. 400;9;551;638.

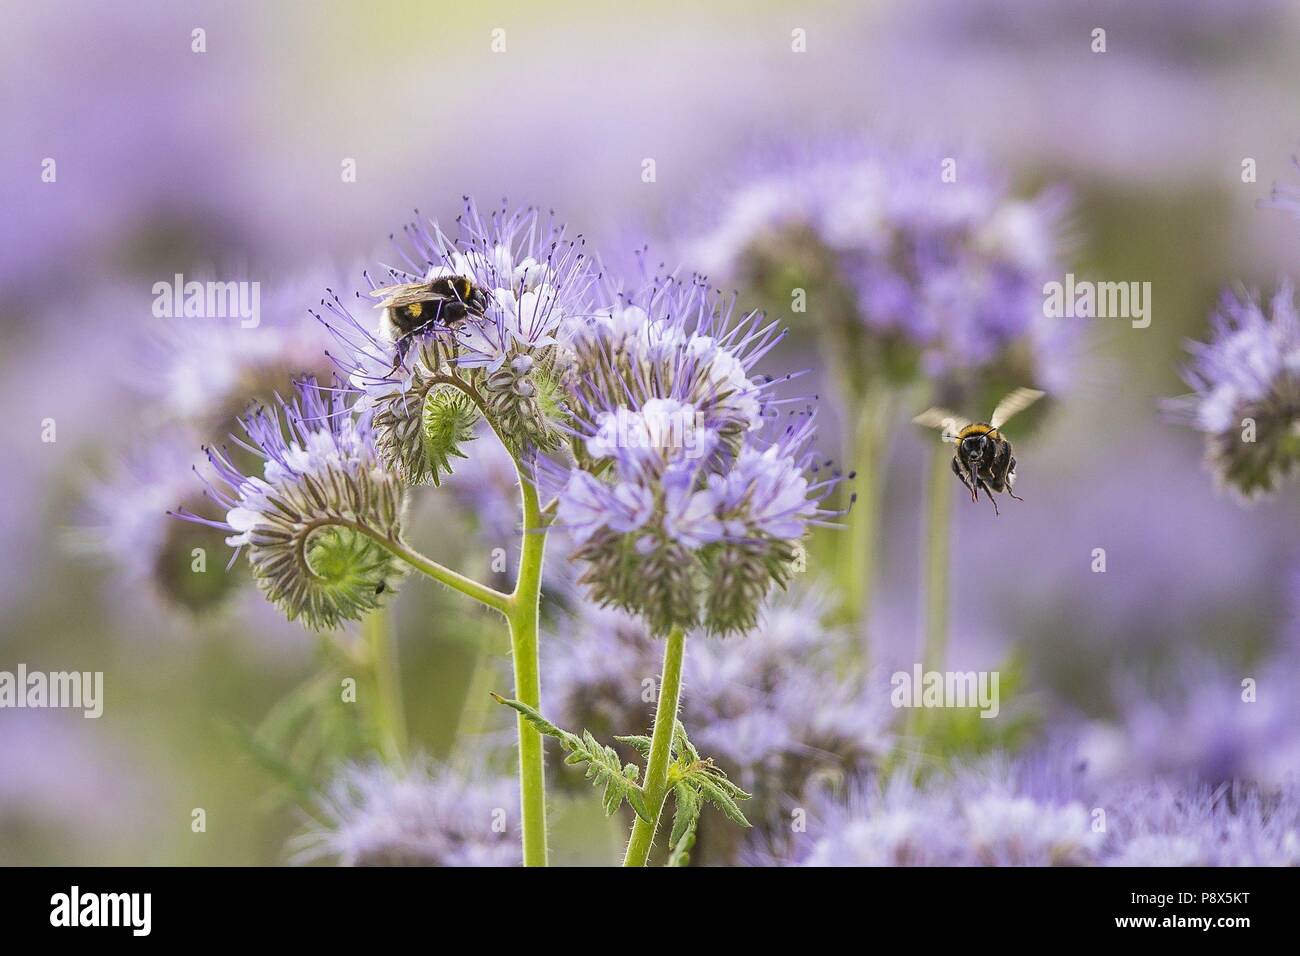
957;423;1002;441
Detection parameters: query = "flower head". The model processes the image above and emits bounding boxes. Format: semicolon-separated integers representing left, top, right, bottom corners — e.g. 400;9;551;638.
785;757;1102;867
137;271;337;438
1078;651;1300;790
769;738;1300;867
1169;282;1300;498
553;275;836;635
173;379;406;630
320;200;598;462
1108;780;1300;867
294;758;520;866
685;141;1072;400
566;277;780;462
70;431;244;615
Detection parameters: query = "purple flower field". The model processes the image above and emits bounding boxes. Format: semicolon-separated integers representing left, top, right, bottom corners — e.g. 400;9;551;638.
1;0;1297;889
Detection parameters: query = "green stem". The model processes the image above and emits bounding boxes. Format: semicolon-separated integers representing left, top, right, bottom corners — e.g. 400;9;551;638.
344;512;544;864
841;383;894;644
508;473;549;868
351;525;511;615
362;606;407;766
912;444;954;738
622;624;687;867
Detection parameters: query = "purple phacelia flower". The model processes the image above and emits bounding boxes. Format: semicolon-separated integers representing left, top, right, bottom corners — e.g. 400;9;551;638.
684;141;1072;396
566;276;783;456
784;767;1101;867
136;271;338;436
555;277;835;636
1108;781;1300;867
293;758;520;867
1168;282;1300;498
1078;652;1300;790
556;413;833;636
173;379;407;630
69;430;245;616
319;200;598;460
771;740;1300;867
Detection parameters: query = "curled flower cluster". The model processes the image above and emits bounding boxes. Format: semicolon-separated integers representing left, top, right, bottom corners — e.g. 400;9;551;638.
685;142;1071;399
1171;282;1300;498
556;281;834;635
175;380;407;630
321;200;597;466
295;758;520;866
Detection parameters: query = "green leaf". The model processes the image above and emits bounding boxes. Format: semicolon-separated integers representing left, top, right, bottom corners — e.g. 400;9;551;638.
670;780;702;848
492;694;653;822
613;734;652;758
422;383;479;486
668;781;701;867
672;720;700;762
688;770;752;829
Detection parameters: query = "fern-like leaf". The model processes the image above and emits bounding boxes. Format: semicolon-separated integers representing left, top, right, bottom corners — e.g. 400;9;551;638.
667;781;701;866
668;721;753;835
613;733;652;758
492;694;652;821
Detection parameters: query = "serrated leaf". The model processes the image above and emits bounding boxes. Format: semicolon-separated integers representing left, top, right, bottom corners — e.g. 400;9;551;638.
491;693;580;747
691;772;752;829
669;781;701;849
667;781;700;868
491;693;653;822
672;720;700;762
422;383;478;486
614;734;652;758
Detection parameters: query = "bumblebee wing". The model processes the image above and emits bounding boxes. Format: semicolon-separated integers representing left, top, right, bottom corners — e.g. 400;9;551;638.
990;388;1045;429
912;407;969;442
369;282;432;309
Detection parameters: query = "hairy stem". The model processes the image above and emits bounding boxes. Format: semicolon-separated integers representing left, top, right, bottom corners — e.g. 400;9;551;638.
622;624;687;867
349;525;511;615
508;472;550;867
362;606;407;766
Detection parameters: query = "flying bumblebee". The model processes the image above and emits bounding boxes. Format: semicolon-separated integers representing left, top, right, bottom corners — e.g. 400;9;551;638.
369;275;489;362
912;387;1045;516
